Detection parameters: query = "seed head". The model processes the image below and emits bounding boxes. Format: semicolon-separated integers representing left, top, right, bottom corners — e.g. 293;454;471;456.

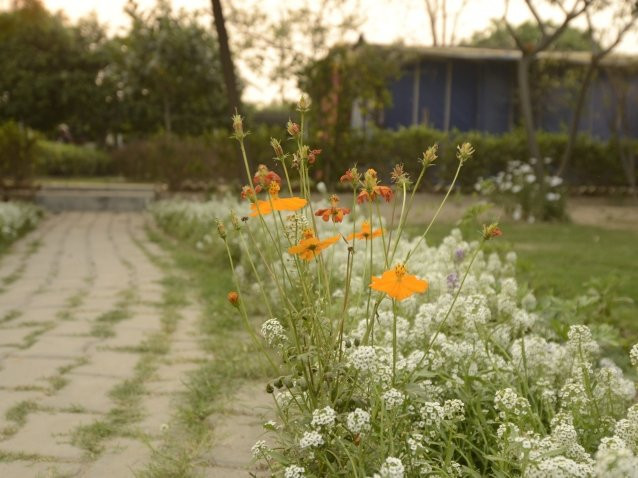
421;144;438;166
270;137;284;158
457;142;475;164
216;218;227;239
297;94;311;112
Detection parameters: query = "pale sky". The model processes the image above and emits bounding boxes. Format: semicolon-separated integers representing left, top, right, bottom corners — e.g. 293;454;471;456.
15;0;638;104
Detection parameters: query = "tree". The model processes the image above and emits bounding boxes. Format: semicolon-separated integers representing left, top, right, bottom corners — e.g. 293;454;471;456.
102;0;231;136
557;1;638;176
299;43;403;181
211;0;241;113
501;0;593;183
0;0;109;139
225;0;363;104
423;0;470;46
466;19;594;51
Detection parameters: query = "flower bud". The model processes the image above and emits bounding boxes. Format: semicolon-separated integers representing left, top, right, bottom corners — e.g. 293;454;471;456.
227;291;239;307
230;211;241;231
482;223;502;240
297;94;311;111
308;149;321;164
287;120;300;137
231;113;244;138
270;137;284;158
216;219;227;239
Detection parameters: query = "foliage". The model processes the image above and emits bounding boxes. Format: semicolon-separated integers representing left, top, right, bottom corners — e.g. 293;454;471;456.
299;44;404;181
465;20;596;51
98;0;230;136
112;126;281;189
36;141;113;177
0;0;110;140
333;127;637;190
227;0;362;103
475;158;567;222
0;202;42;249
0;0;230;140
0;121;38;188
153;105;638;477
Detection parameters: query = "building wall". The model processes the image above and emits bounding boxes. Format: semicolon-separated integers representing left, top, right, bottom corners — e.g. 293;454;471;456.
382;55;637;140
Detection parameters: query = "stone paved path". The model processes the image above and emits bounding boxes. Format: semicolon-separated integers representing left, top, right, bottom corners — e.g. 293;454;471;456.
0;212;210;477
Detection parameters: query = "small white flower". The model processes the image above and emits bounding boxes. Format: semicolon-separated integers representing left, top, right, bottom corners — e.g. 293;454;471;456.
346;408;371;433
311;406;336;429
299;430;324;449
379;456;404;478
284;464;305;478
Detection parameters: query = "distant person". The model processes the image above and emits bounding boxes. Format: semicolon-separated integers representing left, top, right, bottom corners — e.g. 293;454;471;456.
56;123;73;143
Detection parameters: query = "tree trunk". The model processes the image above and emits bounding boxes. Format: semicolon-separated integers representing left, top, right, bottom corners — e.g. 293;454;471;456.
557;59;598;177
517;55;542;175
163;96;172;134
211;0;241;114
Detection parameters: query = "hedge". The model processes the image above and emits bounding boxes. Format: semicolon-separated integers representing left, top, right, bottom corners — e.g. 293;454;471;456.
36;141;114;177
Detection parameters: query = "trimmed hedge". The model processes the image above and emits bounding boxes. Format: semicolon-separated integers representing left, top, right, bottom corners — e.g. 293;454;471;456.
36;141;114;177
333;127;637;188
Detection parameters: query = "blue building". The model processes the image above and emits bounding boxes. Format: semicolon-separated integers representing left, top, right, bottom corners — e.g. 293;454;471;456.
356;46;638;140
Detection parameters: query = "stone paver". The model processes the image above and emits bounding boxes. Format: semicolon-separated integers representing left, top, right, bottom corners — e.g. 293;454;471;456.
0;412;96;459
0;211;266;477
0;212;196;476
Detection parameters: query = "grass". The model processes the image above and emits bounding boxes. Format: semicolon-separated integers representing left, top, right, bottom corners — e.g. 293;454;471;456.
137;224;269;478
409;220;638;342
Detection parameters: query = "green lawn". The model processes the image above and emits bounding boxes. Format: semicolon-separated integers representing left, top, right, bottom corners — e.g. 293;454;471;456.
414;221;638;343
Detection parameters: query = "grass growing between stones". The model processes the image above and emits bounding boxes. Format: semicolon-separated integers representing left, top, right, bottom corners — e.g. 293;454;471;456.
0;239;41;292
137;225;270;478
72;256;186;457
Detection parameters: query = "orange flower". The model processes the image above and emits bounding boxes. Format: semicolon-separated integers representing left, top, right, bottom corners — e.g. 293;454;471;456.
357;168;394;204
347;221;382;240
315;195;350;223
370;263;428;301
288;229;341;261
253;164;281;193
250;182;307;216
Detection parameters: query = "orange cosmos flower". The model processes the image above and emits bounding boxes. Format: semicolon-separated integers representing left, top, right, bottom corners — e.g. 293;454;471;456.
250;182;307;217
288;229;341;261
315;195;350;223
370;263;428;301
347;221;382;240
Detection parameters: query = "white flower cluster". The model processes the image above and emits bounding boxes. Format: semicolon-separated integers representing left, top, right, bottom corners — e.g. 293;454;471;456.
474;158;564;221
299;430;324;449
311;406;336;429
346;408;371;434
0;202;41;243
260;318;287;346
284;464;305;478
153;197;638;477
378;456;405;478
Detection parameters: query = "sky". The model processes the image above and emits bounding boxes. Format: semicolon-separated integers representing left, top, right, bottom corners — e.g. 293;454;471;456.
24;0;638;104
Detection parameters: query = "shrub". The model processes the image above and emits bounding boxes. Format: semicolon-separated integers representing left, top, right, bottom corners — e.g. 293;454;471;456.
0;121;38;188
36;141;113;177
112;127;280;190
476;158;567;222
0;201;42;248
